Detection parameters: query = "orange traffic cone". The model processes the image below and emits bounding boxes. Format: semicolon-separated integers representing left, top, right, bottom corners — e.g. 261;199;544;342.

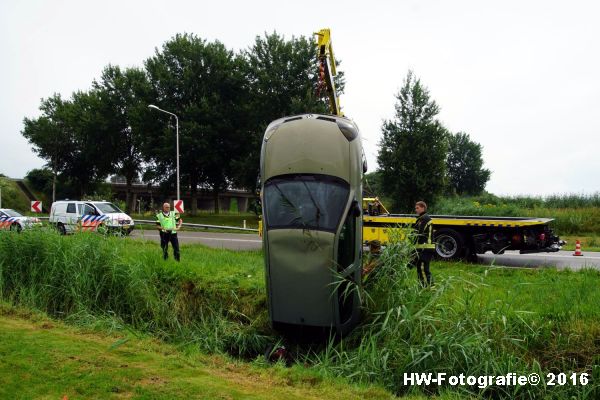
573;240;583;256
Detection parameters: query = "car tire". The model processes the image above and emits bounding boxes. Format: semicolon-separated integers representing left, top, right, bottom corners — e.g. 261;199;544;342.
434;228;465;260
10;223;22;233
57;223;67;235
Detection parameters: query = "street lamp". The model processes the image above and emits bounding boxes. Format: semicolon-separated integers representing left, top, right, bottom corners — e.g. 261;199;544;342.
148;104;180;201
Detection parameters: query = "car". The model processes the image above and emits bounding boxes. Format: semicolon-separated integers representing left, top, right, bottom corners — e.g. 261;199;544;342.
0;208;43;232
49;200;135;235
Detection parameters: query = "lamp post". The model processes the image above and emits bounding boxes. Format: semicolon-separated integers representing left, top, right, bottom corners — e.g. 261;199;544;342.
148;104;180;201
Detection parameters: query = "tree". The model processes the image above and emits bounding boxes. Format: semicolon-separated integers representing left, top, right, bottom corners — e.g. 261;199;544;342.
363;171;384;197
235;32;346;191
145;33;249;214
446;132;490;195
94;65;155;212
22;95;70;202
22;91;114;199
25;168;54;196
377;71;448;212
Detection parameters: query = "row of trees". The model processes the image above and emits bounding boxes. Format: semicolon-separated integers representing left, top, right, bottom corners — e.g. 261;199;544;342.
22;32;341;213
23;32;489;215
373;71;490;212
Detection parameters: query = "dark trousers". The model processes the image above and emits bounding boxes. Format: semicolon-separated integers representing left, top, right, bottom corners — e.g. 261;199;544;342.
416;259;432;287
415;250;433;287
160;231;180;261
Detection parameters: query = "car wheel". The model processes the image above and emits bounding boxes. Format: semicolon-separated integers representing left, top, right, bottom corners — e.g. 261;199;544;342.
57;223;67;235
434;228;465;260
10;223;22;233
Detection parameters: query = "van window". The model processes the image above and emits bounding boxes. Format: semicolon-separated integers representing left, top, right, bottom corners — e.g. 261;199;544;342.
66;203;76;213
81;204;96;216
93;202;122;214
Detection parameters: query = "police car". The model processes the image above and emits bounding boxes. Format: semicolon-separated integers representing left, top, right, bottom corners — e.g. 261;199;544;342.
49;200;135;235
0;209;43;232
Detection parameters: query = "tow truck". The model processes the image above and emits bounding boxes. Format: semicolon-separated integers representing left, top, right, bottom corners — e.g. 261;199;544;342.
362;197;564;260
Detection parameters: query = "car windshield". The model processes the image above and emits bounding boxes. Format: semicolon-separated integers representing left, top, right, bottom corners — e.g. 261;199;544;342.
264;174;349;232
2;209;23;217
92;202;122;214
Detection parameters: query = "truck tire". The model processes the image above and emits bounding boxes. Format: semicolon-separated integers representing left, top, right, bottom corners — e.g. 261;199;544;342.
434;228;464;260
57;223;67;235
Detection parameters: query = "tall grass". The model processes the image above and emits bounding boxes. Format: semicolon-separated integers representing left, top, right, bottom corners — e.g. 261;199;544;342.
0;229;271;356
308;229;600;399
433;194;600;234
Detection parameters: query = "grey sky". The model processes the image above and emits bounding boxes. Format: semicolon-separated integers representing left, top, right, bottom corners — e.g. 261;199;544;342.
1;0;598;195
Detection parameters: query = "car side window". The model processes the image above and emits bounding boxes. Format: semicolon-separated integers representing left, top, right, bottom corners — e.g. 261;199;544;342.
66;203;76;213
0;211;5;217
82;204;96;215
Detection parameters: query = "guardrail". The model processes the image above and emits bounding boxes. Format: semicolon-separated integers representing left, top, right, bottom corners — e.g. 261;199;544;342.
133;219;258;233
35;216;258;233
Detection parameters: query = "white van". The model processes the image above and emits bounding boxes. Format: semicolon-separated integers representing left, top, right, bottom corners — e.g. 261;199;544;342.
49;200;135;235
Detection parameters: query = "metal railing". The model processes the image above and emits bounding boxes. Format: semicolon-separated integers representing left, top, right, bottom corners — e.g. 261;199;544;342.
36;216;258;233
133;219;258;232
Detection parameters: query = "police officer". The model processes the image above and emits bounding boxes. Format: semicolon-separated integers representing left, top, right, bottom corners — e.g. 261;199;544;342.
413;201;435;287
156;202;183;261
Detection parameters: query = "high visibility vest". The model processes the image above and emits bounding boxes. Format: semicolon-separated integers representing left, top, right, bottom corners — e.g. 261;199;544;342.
156;211;178;231
415;217;435;250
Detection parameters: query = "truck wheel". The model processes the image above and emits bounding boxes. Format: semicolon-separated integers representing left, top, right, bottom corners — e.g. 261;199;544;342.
434;228;464;260
57;223;67;235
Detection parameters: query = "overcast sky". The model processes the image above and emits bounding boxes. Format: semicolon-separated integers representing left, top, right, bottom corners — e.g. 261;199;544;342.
1;0;598;195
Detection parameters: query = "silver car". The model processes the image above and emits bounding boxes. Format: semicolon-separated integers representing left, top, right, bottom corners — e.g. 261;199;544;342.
0;209;42;232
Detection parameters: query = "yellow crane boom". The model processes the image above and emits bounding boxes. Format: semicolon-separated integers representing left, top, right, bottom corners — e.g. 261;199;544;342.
315;28;343;116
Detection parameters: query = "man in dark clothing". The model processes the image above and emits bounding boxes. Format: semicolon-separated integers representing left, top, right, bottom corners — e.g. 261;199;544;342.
156;202;183;261
413;201;435;287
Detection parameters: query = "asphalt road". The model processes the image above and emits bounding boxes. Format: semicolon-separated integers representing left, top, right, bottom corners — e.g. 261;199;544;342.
476;250;600;270
131;230;600;269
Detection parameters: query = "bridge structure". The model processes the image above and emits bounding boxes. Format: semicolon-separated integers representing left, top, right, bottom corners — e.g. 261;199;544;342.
109;182;256;213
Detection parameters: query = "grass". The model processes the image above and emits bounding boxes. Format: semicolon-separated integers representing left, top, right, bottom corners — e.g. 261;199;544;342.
1;229;600;399
0;303;394;400
0;177;30;211
561;235;600;252
432;194;600;235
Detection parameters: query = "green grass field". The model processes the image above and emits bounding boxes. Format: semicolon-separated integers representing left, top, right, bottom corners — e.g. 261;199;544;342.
0;303;398;400
1;230;600;398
